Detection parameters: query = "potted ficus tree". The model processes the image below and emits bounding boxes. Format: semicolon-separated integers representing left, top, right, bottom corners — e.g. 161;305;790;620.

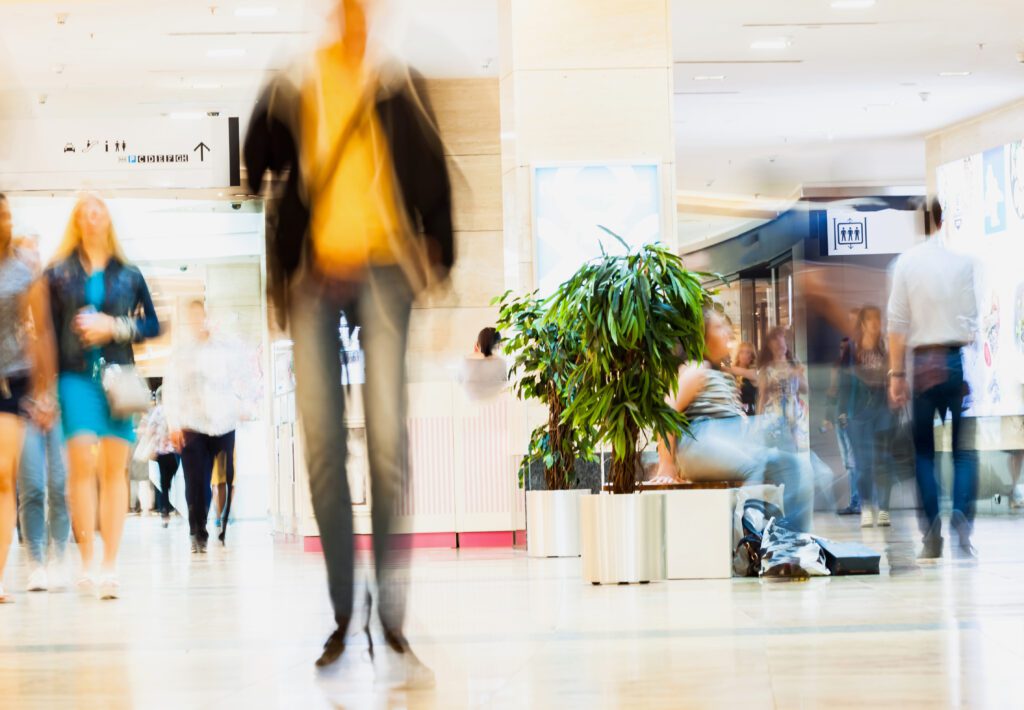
496;290;597;557
549;231;707;583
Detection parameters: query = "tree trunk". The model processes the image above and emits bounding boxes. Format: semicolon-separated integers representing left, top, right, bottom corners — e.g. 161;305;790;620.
609;424;642;494
544;385;575;491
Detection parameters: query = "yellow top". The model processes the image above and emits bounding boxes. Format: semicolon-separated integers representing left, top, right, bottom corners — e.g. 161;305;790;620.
301;42;401;277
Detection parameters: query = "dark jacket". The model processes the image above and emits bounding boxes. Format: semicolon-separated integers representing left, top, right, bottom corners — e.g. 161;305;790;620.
243;64;454;325
46;254;160;374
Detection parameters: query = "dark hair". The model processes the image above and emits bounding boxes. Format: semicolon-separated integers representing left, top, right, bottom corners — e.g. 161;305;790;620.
837;337;852;367
758;326;796;368
930;197;943;231
855;305;886;357
477;327;501;357
0;193;7;203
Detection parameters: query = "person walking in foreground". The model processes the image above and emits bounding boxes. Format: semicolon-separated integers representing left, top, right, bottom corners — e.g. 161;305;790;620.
0;195;58;603
245;0;453;685
46;194;160;599
888;198;978;561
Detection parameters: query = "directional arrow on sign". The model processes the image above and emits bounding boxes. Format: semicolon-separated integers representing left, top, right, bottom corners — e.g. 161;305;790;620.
194;142;211;161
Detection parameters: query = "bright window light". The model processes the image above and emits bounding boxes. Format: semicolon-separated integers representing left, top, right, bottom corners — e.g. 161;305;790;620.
207;48;246;59
938;71;971;77
235;7;277;17
693;75;726;81
750;38;790;50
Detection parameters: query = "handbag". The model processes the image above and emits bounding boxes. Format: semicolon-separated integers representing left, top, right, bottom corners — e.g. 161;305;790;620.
99;361;152;418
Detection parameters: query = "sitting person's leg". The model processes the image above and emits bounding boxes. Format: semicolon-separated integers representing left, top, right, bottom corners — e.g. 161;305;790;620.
763;449;814;533
677;417;765;482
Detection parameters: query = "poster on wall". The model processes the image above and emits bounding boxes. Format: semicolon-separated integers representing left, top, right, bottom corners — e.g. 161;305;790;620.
937;138;1024;417
533;164;661;296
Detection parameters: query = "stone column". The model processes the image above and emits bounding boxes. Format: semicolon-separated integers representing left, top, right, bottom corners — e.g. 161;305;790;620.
499;0;677;292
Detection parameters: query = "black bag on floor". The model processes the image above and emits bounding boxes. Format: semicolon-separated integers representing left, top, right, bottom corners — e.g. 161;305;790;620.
814;538;881;576
732;499;786;577
760;519;829;579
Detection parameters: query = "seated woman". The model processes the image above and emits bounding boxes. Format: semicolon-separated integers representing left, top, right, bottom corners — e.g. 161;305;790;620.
654;309;813;532
458;327;507;401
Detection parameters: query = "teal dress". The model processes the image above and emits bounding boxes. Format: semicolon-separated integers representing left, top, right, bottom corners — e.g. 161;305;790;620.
57;271;136;443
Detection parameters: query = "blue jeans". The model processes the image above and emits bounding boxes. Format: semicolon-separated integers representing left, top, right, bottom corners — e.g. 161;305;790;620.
17;421;70;564
848;404;893;511
290;266;413;630
911;348;977;539
835;426;858;508
677;416;814;532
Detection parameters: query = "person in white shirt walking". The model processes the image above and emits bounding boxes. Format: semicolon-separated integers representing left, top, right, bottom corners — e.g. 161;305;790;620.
163;300;242;553
887;198;979;561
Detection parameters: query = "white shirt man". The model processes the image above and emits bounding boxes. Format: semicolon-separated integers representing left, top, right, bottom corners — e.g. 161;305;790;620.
887;199;978;561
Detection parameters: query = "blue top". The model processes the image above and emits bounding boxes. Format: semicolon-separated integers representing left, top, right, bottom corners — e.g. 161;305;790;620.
84;271;105;376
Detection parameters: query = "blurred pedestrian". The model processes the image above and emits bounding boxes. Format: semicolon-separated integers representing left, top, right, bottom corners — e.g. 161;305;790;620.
245;0;453;682
829;337;860;515
164;300;242;552
841;306;894;529
888;198;978;560
46;194;160;599
0;194;58;603
757;326;809;452
725;341;758;416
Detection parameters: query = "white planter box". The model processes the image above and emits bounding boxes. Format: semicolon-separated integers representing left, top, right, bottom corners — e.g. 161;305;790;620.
526;489;588;558
664;489;734;580
580;493;666;584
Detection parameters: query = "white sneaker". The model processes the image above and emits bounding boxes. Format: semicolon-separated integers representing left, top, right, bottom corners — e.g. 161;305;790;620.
98;575;120;600
0;583;11;603
26;566;48;592
47;561;69;591
76;575;96;596
877;510;891;527
860;510;874;528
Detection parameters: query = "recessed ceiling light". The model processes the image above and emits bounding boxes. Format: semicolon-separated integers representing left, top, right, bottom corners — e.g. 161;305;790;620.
207;48;246;59
750;38;790;51
235;7;277;18
693;75;726;81
831;0;876;9
938;71;971;77
192;82;223;90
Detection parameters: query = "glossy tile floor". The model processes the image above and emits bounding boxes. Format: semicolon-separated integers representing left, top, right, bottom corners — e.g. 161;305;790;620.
3;511;1024;709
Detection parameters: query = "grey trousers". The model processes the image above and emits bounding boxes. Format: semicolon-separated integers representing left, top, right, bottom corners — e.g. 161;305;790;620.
290;265;413;631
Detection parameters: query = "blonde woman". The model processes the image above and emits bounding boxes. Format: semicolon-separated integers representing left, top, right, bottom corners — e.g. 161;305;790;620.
725;341;758;416
45;195;159;599
0;194;57;602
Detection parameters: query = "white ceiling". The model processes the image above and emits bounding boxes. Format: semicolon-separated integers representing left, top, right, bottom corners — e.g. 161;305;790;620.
0;0;500;120
1;0;1022;208
672;0;1024;197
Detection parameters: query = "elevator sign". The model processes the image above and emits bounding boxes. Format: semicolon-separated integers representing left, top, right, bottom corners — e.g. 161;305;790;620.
0;116;240;190
826;208;920;256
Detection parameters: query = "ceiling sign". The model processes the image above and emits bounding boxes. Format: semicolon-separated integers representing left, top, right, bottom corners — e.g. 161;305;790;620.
825;207;920;256
0;116;240;191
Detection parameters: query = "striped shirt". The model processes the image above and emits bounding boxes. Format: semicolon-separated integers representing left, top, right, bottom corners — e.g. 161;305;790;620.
684;367;745;421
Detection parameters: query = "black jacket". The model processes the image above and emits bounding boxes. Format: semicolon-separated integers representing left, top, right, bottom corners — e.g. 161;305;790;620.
46;255;160;374
244;65;454;323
